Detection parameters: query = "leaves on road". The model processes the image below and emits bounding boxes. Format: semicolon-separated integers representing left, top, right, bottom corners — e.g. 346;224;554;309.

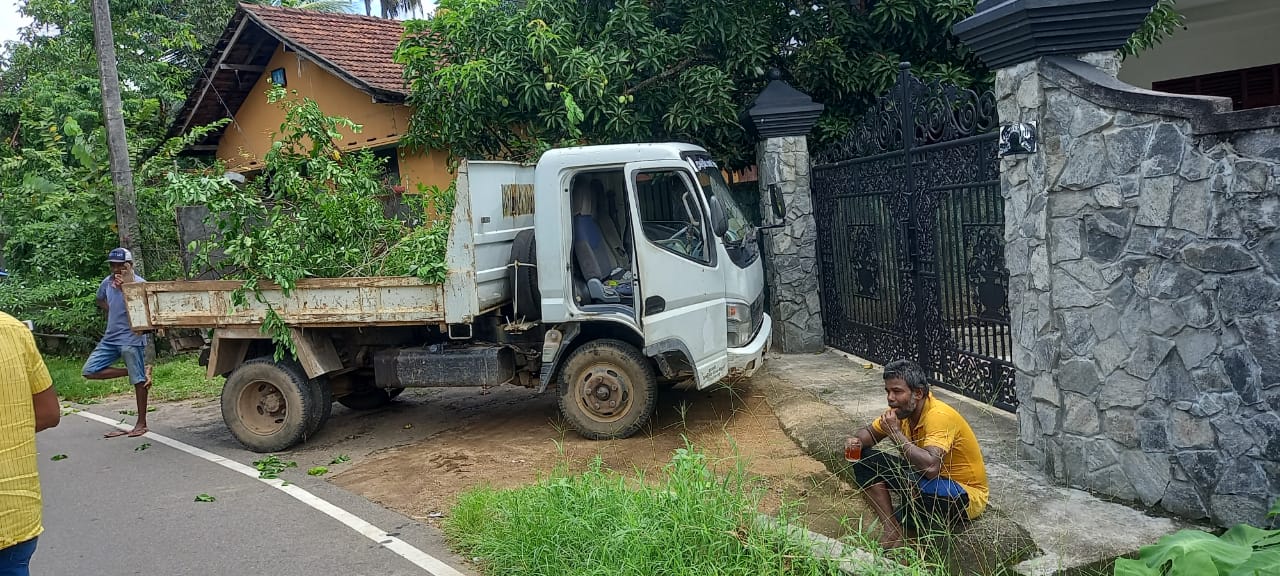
194;493;216;502
253;455;297;479
50;454;68;461
330;454;351;465
118;409;137;416
135;443;152;452
307;467;328;476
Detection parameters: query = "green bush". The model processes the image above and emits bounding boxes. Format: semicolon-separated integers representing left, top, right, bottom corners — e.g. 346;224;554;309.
0;277;103;349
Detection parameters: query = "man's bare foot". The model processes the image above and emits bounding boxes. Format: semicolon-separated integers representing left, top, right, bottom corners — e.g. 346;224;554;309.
104;429;129;438
127;427;148;438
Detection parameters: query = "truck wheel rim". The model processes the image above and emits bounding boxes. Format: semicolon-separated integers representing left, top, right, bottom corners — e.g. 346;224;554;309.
575;364;632;423
238;380;288;436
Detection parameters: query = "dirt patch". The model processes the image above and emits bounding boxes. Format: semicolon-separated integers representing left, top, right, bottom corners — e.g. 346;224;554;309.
328;380;871;538
89;377;872;540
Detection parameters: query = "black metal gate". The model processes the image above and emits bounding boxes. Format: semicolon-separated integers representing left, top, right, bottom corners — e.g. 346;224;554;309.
812;65;1016;411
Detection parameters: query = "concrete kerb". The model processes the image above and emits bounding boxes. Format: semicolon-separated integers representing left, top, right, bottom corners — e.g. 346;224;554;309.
753;350;1202;575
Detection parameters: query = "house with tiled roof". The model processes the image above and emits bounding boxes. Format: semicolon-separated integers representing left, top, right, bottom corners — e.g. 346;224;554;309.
175;3;450;190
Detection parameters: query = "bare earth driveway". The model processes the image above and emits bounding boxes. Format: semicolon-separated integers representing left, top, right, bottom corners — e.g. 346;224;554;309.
114;374;870;544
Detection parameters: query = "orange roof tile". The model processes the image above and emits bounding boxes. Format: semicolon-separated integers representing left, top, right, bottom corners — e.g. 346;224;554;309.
241;3;408;96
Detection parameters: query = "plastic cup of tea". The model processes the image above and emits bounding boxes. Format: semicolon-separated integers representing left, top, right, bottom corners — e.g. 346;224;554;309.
845;443;862;462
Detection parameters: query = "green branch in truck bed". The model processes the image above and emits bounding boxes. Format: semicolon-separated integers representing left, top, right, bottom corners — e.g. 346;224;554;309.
168;85;455;354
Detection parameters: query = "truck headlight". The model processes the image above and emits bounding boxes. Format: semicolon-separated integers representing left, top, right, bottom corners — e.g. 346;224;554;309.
726;301;753;347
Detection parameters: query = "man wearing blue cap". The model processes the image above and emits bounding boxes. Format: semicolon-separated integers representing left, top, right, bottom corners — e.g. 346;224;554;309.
82;247;151;438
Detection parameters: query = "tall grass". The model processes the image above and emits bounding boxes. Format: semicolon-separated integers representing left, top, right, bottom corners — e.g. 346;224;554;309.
445;444;933;576
45;354;221;403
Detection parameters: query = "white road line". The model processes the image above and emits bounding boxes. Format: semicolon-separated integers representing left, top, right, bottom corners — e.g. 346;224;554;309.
76;411;466;576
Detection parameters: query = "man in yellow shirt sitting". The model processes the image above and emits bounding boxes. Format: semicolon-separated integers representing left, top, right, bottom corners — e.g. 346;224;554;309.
845;359;989;549
0;311;60;575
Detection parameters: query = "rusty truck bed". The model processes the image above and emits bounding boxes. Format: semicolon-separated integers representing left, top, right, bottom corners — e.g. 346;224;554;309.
123;276;447;329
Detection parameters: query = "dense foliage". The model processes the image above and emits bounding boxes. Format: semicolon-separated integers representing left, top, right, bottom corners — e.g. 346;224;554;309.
397;0;1186;168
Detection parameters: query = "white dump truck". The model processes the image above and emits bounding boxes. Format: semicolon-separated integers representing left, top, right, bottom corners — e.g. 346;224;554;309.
125;143;773;452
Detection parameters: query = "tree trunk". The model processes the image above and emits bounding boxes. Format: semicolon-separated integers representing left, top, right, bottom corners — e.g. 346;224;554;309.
90;0;145;277
364;0;372;16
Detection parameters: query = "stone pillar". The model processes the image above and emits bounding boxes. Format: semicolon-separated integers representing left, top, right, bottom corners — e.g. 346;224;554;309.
745;70;826;353
758;136;824;353
958;0;1280;528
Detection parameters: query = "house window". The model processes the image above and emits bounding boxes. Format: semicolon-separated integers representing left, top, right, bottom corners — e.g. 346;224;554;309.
1152;63;1280;111
372;147;402;190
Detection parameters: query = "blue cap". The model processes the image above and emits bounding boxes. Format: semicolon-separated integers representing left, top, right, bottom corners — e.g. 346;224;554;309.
107;247;133;263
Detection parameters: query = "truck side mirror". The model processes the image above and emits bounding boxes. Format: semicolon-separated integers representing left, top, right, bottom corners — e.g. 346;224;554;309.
708;195;729;237
768;184;785;221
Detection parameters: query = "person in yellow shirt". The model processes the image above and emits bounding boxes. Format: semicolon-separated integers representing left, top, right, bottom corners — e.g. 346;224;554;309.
0;311;60;575
844;359;989;549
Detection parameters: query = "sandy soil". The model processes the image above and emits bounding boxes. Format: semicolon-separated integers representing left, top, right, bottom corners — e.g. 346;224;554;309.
102;378;870;539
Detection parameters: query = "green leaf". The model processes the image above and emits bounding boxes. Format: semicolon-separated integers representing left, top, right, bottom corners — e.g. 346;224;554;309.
50;454;68;461
307;466;328;476
1228;549;1280;576
134;443;152;451
329;454;351;465
194;493;216;502
1112;557;1160;576
1139;529;1251;574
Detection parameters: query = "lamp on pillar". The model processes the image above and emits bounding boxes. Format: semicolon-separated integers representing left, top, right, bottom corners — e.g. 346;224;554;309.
744;69;824;140
743;69;827;354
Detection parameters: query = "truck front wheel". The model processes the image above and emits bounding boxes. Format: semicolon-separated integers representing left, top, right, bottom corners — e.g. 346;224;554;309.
557;339;658;440
222;358;320;453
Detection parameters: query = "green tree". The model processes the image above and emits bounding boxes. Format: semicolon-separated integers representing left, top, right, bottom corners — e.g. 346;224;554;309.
396;0;1185;166
245;0;351;13
0;0;235;344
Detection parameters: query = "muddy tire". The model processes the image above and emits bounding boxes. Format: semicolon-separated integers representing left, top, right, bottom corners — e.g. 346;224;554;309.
222;358;320;453
507;229;540;321
337;388;393;411
557;339;658;440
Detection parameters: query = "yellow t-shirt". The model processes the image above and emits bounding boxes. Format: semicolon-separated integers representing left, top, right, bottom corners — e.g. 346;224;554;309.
872;395;989;519
0;313;53;547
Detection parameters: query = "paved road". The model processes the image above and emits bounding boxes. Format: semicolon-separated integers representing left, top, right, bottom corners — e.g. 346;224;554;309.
32;409;475;576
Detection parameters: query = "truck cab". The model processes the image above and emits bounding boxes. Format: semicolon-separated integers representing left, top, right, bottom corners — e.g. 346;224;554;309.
531;143;771;439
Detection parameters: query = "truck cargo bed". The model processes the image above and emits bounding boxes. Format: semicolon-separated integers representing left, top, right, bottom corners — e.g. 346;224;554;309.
123;276;446;329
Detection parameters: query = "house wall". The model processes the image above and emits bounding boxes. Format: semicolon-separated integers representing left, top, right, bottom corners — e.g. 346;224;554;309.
216;44;452;191
1118;0;1280;89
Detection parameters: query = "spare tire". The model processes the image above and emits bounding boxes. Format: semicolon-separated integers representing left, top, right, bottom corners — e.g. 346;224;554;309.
507;229;541;320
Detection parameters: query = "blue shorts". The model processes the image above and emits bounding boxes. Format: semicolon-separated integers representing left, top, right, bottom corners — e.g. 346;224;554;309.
0;537;37;576
83;342;148;385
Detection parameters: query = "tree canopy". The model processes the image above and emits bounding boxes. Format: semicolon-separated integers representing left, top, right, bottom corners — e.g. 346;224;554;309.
396;0;1184;168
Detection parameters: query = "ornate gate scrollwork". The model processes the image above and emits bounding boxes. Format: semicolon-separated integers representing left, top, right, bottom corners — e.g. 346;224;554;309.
812;64;1016;411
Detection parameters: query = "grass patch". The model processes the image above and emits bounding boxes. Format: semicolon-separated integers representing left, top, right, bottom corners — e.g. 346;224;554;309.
444;444;936;576
46;354;222;403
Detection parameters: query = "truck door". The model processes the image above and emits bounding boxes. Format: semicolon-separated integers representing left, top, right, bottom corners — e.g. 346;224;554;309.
624;161;729;388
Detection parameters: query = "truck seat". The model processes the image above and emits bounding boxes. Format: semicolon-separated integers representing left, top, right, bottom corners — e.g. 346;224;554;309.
572;178;633;305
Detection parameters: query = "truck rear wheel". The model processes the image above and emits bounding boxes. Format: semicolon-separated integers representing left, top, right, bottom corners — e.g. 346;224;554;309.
557;339;658;440
222;358;320;453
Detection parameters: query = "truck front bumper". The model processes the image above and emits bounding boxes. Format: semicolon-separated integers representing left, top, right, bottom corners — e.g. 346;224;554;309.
727;313;772;379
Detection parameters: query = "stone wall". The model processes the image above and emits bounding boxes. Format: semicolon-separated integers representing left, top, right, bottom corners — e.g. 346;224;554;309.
757;136;824;353
999;53;1280;528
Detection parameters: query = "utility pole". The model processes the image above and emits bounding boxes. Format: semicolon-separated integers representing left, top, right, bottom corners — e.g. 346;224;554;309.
91;0;145;276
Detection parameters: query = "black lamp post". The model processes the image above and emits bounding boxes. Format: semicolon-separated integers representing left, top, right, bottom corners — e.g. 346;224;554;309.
744;69;824;140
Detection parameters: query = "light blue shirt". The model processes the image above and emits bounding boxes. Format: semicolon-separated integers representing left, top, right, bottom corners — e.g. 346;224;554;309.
97;274;147;347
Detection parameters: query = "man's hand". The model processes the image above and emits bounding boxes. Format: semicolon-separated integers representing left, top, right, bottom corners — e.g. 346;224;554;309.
881;408;909;446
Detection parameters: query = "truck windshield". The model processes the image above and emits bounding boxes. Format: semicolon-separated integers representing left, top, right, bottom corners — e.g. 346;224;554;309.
687;154;757;267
